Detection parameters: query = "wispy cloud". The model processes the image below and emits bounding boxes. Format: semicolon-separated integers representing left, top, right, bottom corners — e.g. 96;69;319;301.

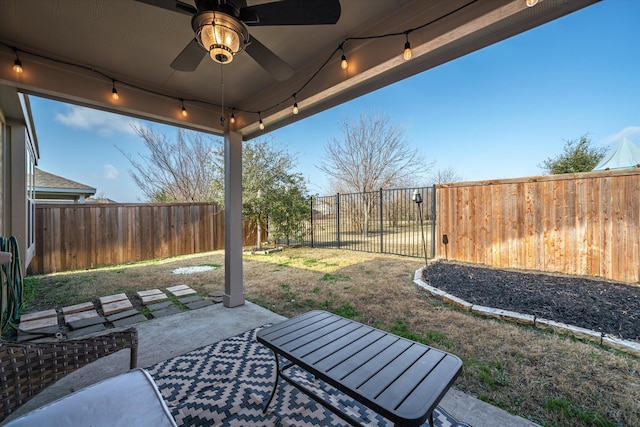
55;105;141;136
602;126;640;145
103;164;120;179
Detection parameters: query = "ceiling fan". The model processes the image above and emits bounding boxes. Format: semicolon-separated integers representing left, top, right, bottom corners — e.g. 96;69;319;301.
136;0;341;81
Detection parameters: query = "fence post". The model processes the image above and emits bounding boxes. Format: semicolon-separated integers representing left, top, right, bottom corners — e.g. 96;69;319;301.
431;186;436;258
379;187;384;254
336;193;340;249
309;197;314;248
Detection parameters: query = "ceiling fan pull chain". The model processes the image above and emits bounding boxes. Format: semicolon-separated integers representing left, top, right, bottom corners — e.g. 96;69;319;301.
220;61;225;127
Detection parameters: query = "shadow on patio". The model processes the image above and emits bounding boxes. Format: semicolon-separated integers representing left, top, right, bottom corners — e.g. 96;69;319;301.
3;303;537;427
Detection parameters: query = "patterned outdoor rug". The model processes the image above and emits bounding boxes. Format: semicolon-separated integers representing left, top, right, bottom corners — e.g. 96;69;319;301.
147;327;471;427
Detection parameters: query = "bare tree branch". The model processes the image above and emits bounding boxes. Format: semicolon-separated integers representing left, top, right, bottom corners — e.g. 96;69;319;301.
318;112;431;193
117;124;219;202
430;167;464;185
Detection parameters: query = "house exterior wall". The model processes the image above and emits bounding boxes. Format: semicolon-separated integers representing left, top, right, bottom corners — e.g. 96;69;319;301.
0;110;6;235
0;91;39;274
8;121;37;268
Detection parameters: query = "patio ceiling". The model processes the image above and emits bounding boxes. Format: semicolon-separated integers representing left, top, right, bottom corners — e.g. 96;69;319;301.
0;0;597;140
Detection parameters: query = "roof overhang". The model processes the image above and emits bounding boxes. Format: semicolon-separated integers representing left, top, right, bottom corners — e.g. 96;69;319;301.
0;0;598;140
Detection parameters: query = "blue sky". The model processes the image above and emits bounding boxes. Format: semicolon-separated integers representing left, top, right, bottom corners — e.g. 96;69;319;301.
30;1;640;202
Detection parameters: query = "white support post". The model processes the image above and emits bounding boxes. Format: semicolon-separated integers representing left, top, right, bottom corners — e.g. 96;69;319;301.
223;128;245;307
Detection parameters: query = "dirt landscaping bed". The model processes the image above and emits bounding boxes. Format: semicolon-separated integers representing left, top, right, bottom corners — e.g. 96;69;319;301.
422;260;640;341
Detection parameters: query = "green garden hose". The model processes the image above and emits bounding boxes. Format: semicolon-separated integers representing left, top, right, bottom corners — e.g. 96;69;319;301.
1;236;23;330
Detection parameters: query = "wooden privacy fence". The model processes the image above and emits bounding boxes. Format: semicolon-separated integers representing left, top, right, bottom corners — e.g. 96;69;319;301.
29;203;259;275
435;169;640;283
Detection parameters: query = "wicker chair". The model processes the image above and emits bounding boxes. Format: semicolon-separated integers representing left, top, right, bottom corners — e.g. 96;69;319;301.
0;327;138;422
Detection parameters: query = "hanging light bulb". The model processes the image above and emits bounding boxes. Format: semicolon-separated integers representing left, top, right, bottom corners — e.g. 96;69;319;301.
11;48;23;74
340;43;348;70
181;100;188;117
258;112;265;130
292;95;299;115
111;80;120;101
526;0;538;6
403;33;412;61
13;59;23;74
230;111;236;124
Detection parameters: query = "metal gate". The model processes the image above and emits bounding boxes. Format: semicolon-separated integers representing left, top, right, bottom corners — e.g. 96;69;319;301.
306;187;435;259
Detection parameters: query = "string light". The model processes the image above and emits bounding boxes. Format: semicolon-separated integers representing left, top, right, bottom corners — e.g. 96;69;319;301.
219;62;225;127
340;44;348;70
403;32;412;60
11;48;23;73
181;99;188;117
526;0;538;6
111;79;119;101
2;1;475;132
13;59;23;74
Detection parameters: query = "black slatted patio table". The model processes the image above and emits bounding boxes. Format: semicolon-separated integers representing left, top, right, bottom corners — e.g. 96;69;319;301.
257;310;463;427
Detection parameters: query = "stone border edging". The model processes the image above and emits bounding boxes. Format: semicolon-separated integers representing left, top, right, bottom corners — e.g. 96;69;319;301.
413;268;640;357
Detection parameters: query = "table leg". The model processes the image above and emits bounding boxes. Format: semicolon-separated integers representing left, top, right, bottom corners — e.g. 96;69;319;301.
262;350;280;413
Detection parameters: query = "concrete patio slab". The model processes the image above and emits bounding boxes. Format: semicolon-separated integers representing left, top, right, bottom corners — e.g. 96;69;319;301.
66;324;107;339
112;314;148;328
177;295;201;304
67;316;105;331
150;306;182;318
184;299;213;310
106;309;142;322
147;301;173;311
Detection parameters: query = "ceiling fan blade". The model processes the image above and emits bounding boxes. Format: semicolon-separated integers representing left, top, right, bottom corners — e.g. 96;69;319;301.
241;0;341;26
245;36;294;81
134;0;197;16
171;38;207;71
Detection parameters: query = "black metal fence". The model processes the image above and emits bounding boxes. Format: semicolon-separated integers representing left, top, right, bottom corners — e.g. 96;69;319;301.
301;187;436;259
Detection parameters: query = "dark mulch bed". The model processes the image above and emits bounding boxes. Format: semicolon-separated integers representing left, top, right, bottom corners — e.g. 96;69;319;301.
422;261;640;341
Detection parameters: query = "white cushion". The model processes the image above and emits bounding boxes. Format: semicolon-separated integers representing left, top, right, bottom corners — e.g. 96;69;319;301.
5;368;177;427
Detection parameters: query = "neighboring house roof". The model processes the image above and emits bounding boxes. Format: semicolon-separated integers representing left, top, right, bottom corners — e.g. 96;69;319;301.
34;168;96;202
593;138;640;171
86;197;118;204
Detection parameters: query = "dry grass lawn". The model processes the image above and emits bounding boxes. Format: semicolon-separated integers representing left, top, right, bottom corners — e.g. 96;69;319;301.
21;248;640;427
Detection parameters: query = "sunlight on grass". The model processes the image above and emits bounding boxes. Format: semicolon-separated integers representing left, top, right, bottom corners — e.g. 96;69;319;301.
30;250;226;277
246;248;379;273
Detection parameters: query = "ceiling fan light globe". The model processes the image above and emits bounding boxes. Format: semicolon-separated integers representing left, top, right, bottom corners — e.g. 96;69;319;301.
194;12;248;64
